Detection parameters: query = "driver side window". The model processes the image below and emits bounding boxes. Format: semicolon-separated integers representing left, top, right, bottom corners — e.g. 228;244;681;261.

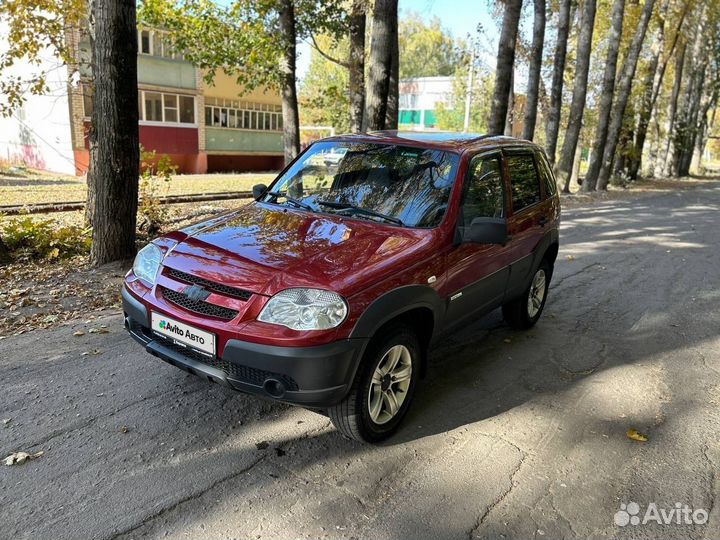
461;155;505;227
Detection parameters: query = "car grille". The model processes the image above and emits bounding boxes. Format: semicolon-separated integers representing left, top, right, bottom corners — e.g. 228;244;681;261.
160;286;239;321
166;268;252;301
153;334;299;391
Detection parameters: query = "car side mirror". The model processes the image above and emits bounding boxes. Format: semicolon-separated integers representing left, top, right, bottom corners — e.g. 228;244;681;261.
252;183;268;201
464;217;508;244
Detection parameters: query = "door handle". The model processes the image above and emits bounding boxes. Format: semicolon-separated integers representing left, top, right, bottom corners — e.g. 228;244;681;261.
539;216;548;227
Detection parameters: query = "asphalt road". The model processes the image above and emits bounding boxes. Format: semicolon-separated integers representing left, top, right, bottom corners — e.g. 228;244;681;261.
2;182;720;540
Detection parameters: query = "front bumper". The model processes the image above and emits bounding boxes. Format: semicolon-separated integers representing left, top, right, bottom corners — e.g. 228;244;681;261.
122;286;366;407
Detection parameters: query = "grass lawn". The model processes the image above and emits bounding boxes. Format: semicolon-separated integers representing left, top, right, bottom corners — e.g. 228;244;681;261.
0;169;278;207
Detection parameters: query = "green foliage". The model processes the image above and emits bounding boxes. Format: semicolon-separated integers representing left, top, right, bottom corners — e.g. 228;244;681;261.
399;13;464;79
139;0;346;92
0;216;91;261
138;147;177;235
299;35;350;132
0;0;85;115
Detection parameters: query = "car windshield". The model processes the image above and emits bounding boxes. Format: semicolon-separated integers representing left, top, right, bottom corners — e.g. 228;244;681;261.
263;141;461;228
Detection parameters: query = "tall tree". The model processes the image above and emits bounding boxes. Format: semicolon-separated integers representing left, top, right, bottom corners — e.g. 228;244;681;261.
523;0;546;140
348;0;366;132
544;0;571;164
595;0;657;190
555;0;597;192
278;0;300;162
88;0;139;264
658;42;686;176
627;0;685;180
488;0;523;135
364;0;397;131
385;0;399;130
581;0;626;192
398;14;463;79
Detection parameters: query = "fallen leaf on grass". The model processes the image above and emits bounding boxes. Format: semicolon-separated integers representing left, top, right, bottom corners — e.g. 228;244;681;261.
4;450;44;466
626;429;648;442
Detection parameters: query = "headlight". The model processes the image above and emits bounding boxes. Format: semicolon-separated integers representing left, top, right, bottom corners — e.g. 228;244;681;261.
258;288;348;331
132;243;163;285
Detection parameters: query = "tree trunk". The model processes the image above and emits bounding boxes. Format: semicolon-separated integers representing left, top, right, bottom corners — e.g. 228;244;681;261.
595;0;657;190
628;0;683;179
348;0;366;133
88;0;139;265
545;0;571;165
659;42;686;176
523;0;545;141
581;0;625;192
384;1;399;130
505;69;515;136
364;0;396;131
488;0;523;135
556;0;597;193
0;235;11;265
278;0;300;164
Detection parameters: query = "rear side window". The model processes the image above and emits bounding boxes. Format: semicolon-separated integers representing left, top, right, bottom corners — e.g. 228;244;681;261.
507;154;541;212
461;155;504;227
536;152;557;197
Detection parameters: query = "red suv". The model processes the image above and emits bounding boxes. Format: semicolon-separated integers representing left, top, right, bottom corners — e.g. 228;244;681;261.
123;132;560;442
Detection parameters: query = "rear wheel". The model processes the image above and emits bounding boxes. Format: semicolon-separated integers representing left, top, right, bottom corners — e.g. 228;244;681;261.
329;324;420;443
502;259;551;329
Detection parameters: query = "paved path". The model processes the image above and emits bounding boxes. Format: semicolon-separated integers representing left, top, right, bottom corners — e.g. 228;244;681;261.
2;182;720;539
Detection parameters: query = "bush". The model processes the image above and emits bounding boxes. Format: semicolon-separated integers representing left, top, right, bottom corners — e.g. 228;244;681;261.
0;217;91;261
139;147;177;235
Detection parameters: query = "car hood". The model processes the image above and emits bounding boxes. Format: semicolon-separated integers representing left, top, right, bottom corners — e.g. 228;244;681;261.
160;203;436;297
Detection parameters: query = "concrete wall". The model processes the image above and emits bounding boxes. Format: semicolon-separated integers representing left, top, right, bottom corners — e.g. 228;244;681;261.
138;56;197;90
205;128;282;153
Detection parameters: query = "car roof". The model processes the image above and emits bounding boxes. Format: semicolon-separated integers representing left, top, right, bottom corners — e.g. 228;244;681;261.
321;130;543;154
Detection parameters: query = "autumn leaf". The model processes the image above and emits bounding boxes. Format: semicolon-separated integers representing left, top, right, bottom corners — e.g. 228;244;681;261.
3;450;44;466
626;429;648;442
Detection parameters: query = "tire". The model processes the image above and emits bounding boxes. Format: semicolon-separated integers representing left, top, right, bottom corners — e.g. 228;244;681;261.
502;259;551;330
329;323;420;443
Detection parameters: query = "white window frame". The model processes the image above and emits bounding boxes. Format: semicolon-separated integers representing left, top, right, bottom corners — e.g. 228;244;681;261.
203;103;282;132
139;89;197;127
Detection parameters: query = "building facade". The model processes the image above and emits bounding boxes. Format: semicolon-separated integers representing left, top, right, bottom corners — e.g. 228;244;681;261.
0;26;284;176
398;77;453;131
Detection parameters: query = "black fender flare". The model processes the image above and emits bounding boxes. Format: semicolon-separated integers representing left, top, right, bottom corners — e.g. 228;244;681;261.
349;285;445;341
529;228;559;282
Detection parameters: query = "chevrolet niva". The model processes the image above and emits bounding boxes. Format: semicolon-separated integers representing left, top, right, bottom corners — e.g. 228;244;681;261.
123;131;560;442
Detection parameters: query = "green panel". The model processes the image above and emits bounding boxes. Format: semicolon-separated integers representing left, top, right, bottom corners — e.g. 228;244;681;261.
138;56;196;89
423;110;437;127
399;110;423;125
205;128;283;153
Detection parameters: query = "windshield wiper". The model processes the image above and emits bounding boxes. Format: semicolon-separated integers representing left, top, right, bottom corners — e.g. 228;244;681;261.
266;191;315;212
317;200;404;226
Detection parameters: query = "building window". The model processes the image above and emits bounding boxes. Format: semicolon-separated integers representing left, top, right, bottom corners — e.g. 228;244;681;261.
137;28;184;60
203;98;282;131
139;90;195;125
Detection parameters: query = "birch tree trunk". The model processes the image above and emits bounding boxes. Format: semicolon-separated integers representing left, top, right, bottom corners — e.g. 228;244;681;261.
278;0;300;164
523;0;545;141
88;0;139;265
488;0;523;135
545;0;571;165
348;0;366;133
595;0;657;190
555;0;597;192
581;0;625;192
364;0;396;131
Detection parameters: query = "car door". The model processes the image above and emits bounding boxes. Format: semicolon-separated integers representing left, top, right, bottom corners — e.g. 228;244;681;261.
441;151;514;330
503;150;549;299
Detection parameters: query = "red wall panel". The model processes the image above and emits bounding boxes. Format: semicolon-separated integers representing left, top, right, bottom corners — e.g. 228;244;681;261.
140;125;198;154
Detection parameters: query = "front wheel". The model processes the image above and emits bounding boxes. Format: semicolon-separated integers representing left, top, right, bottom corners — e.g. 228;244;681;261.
329;324;420;443
502;260;551;329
